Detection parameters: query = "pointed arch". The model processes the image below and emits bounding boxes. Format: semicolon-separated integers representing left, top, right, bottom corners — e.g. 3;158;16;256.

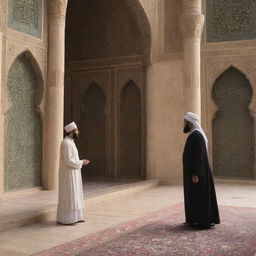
211;65;254;97
212;66;253;108
80;81;107;178
82;82;107;114
7;50;44;111
65;0;151;64
124;0;152;64
5;51;43;191
212;66;253;178
120;80;142;178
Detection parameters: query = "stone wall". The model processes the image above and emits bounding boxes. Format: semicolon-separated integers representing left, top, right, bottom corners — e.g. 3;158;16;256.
0;0;47;194
202;0;256;179
146;60;185;183
65;0;147;180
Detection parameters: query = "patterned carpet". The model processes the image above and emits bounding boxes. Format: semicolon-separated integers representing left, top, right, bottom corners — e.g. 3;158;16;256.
34;204;256;256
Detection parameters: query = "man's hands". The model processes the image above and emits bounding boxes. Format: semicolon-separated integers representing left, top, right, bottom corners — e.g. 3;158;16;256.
192;175;199;183
83;159;90;165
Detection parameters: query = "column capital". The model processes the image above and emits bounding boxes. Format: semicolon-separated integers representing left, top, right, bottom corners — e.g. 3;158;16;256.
180;14;204;39
48;0;68;18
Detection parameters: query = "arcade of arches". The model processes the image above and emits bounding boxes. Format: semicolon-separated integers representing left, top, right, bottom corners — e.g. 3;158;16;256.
0;0;255;196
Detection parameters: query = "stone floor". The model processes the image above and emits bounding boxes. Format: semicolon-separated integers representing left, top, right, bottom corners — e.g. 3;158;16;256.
83;179;140;193
0;181;255;255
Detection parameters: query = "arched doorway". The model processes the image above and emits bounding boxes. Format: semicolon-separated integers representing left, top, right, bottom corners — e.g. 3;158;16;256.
64;0;150;181
80;82;107;179
212;67;254;178
5;52;43;191
120;81;142;178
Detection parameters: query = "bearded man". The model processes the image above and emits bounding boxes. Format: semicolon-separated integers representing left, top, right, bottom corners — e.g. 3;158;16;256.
57;122;90;225
183;112;220;229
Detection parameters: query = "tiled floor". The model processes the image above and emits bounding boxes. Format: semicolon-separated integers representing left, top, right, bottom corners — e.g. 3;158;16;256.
0;182;255;255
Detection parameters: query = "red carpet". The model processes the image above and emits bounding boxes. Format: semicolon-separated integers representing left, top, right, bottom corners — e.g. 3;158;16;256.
34;204;256;256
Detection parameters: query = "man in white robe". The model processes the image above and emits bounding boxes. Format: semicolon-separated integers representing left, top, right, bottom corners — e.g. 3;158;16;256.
57;122;90;225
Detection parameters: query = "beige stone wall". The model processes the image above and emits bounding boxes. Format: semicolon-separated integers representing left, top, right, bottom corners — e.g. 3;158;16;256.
201;40;256;178
0;0;48;195
138;0;161;61
139;0;184;61
201;2;256;179
0;0;188;193
139;0;186;183
146;60;185;183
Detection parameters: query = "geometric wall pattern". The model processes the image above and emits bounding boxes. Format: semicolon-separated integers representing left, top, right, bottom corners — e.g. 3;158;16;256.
5;53;42;191
212;67;253;178
8;0;42;38
206;0;256;42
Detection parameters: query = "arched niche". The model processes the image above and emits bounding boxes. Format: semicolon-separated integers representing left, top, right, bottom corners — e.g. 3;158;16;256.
80;82;107;178
124;0;152;64
212;66;253;178
120;80;142;178
5;51;43;191
65;0;151;64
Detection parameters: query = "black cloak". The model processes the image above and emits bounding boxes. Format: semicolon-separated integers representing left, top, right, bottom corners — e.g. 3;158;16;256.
183;130;220;227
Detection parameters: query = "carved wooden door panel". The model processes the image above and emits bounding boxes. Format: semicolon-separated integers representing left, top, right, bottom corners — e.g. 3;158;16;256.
72;70;111;178
116;66;145;179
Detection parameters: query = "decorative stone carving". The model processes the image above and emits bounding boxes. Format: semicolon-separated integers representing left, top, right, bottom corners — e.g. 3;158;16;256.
212;67;253;178
206;0;256;42
48;0;68;18
124;0;151;63
13;0;39;28
6;41;46;84
180;15;205;38
202;53;256;174
7;42;17;58
5;53;43;191
8;0;42;38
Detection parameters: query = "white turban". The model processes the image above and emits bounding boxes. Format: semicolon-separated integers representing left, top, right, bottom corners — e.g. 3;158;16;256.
64;122;78;133
185;112;208;148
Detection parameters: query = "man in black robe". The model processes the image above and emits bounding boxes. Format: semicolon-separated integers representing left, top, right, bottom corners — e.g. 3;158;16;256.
183;112;220;229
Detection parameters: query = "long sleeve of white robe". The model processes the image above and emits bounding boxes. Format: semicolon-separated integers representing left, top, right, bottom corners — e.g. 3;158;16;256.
57;136;84;224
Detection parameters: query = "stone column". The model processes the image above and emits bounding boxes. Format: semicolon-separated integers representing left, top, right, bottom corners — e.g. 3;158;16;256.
0;11;3;195
249;105;256;179
180;0;204;117
43;0;68;190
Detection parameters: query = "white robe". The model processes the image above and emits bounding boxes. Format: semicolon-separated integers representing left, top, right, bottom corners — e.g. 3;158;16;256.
57;136;84;224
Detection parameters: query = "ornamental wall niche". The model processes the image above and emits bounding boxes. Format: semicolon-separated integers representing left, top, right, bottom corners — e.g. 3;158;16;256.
4;47;45;115
202;55;256;167
212;67;254;178
4;52;43;191
6;41;46;77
